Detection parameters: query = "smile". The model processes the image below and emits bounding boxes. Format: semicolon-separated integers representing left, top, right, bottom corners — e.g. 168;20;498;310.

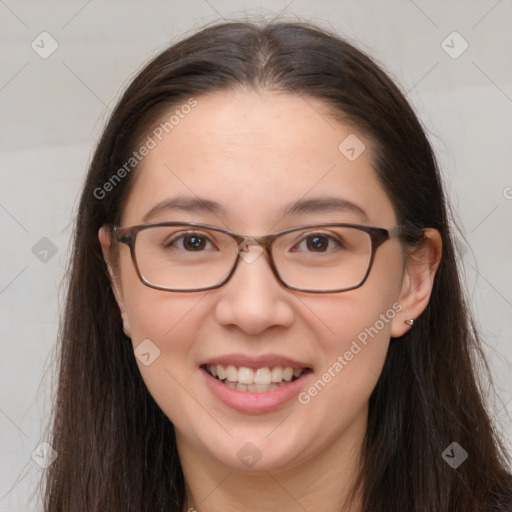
204;364;306;392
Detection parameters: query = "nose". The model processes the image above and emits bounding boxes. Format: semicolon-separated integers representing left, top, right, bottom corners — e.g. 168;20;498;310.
213;244;295;335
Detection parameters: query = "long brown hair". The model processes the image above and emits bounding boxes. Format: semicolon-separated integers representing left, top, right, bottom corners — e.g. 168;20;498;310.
40;20;512;511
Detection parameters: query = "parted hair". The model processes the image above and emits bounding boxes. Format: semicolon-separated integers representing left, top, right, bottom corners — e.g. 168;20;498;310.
40;20;512;511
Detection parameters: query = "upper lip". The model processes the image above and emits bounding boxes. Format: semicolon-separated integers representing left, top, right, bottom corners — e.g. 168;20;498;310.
200;353;311;369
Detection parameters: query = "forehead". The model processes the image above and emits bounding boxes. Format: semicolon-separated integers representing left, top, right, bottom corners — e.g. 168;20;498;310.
120;90;396;230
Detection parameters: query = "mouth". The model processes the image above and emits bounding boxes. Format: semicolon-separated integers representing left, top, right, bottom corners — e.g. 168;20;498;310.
202;363;311;393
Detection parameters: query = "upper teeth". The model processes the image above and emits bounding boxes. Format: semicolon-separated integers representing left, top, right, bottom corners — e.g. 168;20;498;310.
206;364;304;385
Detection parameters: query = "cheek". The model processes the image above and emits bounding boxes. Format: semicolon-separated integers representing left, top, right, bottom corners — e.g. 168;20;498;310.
118;247;209;349
295;260;403;407
127;291;207;343
294;295;399;445
302;294;397;383
122;282;211;416
299;268;402;359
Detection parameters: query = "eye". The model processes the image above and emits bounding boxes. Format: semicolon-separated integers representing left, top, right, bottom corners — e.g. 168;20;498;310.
166;231;216;251
291;233;344;253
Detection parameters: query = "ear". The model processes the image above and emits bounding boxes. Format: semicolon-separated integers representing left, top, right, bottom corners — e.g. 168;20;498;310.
391;228;442;337
98;225;132;337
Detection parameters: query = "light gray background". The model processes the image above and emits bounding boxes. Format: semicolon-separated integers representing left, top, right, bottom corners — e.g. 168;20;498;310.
1;1;511;510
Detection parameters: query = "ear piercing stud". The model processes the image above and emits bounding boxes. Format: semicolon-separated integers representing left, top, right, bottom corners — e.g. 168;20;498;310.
404;319;414;326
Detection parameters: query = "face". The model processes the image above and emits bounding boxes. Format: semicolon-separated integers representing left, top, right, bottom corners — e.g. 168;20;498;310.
100;89;418;474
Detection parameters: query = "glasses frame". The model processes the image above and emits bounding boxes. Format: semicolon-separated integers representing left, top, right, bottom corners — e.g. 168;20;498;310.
112;221;403;293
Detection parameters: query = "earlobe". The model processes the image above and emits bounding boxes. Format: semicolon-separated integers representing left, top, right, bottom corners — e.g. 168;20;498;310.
98;226;132;338
391;228;442;337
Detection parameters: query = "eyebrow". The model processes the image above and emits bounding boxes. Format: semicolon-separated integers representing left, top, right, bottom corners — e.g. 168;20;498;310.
283;196;368;220
142;196;226;222
141;195;368;223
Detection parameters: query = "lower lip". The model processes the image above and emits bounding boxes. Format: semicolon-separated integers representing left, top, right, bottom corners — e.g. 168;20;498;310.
201;367;312;414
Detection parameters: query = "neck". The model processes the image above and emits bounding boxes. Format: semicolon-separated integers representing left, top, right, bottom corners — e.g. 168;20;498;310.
177;408;367;512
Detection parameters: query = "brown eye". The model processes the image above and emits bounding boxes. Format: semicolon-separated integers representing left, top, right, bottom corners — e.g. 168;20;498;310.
166;232;214;251
306;235;329;252
182;234;207;251
291;233;344;253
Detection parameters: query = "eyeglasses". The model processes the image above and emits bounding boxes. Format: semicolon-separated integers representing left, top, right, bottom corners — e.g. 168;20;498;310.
111;222;403;293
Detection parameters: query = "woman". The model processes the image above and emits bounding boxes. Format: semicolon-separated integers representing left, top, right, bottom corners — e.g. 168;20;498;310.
40;20;512;511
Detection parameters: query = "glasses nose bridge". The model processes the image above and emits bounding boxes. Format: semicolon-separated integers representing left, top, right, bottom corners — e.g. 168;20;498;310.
228;232;279;281
245;232;274;248
233;232;277;259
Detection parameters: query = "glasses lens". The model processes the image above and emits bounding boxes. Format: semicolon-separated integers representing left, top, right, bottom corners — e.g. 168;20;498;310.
272;226;372;291
134;225;237;290
132;224;373;292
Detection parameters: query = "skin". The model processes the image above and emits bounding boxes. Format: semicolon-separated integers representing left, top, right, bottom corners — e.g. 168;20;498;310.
99;89;441;512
